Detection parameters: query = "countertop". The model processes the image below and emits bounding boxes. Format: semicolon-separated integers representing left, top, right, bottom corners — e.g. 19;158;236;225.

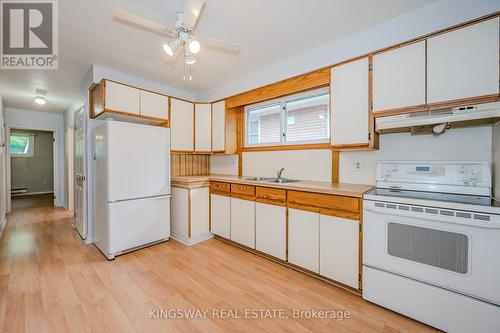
171;174;373;198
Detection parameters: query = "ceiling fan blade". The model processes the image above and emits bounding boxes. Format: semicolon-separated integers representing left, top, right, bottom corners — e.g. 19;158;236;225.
193;35;240;54
112;8;176;37
182;0;206;30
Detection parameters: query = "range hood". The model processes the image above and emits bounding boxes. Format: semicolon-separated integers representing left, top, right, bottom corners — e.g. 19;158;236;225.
376;102;500;135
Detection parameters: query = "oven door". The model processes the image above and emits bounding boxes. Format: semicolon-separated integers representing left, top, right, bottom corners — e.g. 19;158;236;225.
363;200;500;305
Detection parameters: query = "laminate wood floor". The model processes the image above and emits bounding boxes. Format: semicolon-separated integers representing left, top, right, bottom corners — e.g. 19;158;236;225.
0;206;438;333
11;193;54;209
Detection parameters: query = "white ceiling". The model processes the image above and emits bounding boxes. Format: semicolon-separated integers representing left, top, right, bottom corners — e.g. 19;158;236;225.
0;0;434;113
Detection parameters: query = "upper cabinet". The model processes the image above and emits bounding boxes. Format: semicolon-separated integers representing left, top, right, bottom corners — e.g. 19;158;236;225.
211;101;225;152
90;80;169;125
140;90;169;119
104;81;140;115
194;103;212;152
331;58;373;148
170;98;194;152
372;41;426;112
427;17;500;104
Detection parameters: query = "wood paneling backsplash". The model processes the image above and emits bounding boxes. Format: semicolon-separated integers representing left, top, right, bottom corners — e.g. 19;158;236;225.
171;154;210;176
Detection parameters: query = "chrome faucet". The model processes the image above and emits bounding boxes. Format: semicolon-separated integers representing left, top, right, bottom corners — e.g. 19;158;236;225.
277;168;285;179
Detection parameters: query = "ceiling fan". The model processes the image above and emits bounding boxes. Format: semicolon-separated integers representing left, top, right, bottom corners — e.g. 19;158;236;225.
112;0;240;80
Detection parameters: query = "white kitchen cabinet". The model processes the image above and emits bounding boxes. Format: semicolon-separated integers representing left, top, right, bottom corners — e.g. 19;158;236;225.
319;214;359;288
171;186;211;245
373;41;426;112
212;100;225;152
140;90;169;119
195;103;212;152
170;98;194;151
105;81;140;115
427;17;499;104
331;58;369;146
255;202;286;260
210;194;231;238
230;198;255;248
288;208;319;273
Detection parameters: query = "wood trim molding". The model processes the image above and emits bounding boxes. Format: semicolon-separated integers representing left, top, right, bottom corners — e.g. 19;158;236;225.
332;151;340;184
225;68;330;108
241;143;331;152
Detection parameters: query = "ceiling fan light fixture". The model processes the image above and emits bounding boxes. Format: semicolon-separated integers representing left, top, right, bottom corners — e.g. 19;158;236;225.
185;53;197;64
188;39;200;54
163;39;180;56
34;96;46;105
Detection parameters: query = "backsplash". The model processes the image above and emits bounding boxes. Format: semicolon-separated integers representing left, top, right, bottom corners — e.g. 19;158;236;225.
171;154;210;176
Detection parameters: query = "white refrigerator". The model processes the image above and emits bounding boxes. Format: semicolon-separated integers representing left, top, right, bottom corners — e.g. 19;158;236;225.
93;120;170;260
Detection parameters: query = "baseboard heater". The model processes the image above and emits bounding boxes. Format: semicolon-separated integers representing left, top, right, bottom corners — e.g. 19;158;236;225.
11;188;28;195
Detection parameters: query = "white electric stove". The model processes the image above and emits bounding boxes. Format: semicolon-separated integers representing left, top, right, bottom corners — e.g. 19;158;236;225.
362;161;500;333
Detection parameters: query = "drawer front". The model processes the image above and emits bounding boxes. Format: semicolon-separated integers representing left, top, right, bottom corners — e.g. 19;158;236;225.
255;187;286;203
231;183;255;197
210;181;230;195
287;190;359;213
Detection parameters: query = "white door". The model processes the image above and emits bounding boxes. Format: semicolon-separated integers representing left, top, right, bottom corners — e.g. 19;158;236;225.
107;121;170;202
212;101;225;152
255;203;286;260
211;194;230;238
230;198;255;248
195;103;212;152
372;41;426;112
427;17;500;103
140;90;169;119
170;98;194;151
74;106;87;239
331;58;369;146
105;81;140;115
288;208;320;272
66;127;74;210
320;214;359;288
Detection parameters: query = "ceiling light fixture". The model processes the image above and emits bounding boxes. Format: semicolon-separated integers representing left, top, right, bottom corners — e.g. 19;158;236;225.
188;39;200;54
185;53;197;64
34;89;47;105
163;39;181;56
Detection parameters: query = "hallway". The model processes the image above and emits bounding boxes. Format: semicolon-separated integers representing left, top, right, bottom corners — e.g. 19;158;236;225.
0;207;436;333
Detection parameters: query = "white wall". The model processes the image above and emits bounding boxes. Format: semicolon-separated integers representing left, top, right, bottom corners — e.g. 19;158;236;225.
198;0;500;101
210;154;238;175
242;149;332;182
493;122;500;199
0;97;6;234
340;126;493;185
4;108;65;207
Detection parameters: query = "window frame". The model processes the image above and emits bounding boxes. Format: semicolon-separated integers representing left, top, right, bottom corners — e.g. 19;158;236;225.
10;133;35;158
243;87;330;148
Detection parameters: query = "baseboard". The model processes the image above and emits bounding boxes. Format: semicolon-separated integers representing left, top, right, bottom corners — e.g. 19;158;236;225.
170;230;214;246
11;191;54;197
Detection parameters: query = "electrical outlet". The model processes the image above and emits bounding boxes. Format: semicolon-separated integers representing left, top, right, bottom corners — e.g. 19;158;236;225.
354;161;361;170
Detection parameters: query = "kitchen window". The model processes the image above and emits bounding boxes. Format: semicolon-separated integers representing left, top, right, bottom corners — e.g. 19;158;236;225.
10;134;35;157
244;88;330;147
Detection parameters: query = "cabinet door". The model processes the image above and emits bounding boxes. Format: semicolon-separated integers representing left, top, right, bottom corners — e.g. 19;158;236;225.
195;104;212;152
230;198;255;248
105;81;140;115
190;187;210;238
210;194;230;238
373;41;426;112
140;90;169;119
212;101;225;152
331;58;369;146
427;17;499;103
171;187;189;237
320;214;359;288
255;203;286;260
288;208;319;273
170;98;194;151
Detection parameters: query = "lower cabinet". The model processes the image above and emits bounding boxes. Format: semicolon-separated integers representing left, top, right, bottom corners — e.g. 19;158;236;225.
210;194;231;239
171;186;210;244
230;198;255;248
255;202;286;260
319;214;360;288
288;208;320;273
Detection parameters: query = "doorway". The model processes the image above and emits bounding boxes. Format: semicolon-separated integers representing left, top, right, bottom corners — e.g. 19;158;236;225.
9;129;55;209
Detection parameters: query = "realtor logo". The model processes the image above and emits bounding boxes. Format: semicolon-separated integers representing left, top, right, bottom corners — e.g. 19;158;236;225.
1;0;58;69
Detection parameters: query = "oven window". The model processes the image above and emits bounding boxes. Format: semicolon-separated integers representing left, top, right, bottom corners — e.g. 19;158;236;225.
387;222;468;274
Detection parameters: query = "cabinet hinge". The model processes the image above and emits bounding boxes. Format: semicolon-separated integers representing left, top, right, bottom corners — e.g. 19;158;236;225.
368;133;371;140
